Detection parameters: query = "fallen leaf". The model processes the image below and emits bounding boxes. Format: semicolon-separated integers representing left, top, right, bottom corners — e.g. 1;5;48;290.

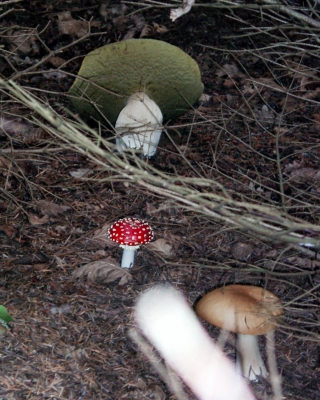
13;252;50;265
50;304;71;315
36;200;71;217
253;104;276;128
66;346;88;362
5;29;38;56
284;256;320;270
231;242;257;260
99;4;108;21
147;238;174;258
0;115;48;143
28;213;50;226
47;56;66;67
42;69;67;80
140;22;169;38
0;225;16;238
146;202;158;215
284;160;320;184
215;63;246;79
57;11;101;38
113;15;129;30
130;14;146;31
69;168;90;179
72;257;132;285
249;77;284;92
152;22;169;34
89;222;118;249
147;384;166;400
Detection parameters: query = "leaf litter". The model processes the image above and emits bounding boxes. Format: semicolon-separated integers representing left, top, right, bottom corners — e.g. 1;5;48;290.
72;257;132;286
0;1;319;399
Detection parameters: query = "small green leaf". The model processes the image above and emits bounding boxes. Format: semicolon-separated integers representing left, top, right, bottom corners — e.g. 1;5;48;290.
0;305;13;323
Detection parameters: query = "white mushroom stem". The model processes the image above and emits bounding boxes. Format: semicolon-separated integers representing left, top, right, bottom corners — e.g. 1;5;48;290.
120;244;140;269
135;285;256;400
235;333;268;381
115;92;163;157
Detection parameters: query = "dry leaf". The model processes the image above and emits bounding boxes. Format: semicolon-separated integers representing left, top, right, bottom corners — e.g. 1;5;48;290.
287;167;320;183
153;22;169;34
0;115;30;136
28;213;50;226
113;15;129;30
0;115;48;143
109;3;127;16
57;11;101;38
140;22;169;38
147;238;174;258
249;77;284;92
66;346;88;362
215;63;246;79
147;384;166;400
146;202;158;215
47;56;66;67
42;70;67;80
99;4;108;21
72;257;132;285
130;14;146;31
284;160;320;184
231;242;257;260
36;200;71;216
6;29;38;56
89;222;118;249
122;29;136;41
69;168;90;179
253;104;276;128
50;304;71;315
284;256;320;270
0;225;16;238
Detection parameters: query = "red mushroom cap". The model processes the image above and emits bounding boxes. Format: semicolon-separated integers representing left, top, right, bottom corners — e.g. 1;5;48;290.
108;218;154;247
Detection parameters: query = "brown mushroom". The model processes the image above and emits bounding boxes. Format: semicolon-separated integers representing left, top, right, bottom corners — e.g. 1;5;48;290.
195;285;283;381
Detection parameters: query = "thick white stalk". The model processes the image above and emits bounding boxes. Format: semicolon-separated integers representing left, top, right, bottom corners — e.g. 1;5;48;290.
236;333;268;381
120;245;139;268
135;285;256;400
115;92;163;157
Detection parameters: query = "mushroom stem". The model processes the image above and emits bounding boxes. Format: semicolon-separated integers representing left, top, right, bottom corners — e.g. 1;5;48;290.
120;245;139;269
115;92;163;157
235;333;268;381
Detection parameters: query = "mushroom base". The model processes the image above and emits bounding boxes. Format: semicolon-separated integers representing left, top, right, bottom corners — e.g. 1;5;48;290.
235;333;268;381
116;129;162;158
115;92;163;157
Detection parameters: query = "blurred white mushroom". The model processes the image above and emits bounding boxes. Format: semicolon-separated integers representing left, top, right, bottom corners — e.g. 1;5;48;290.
134;284;256;400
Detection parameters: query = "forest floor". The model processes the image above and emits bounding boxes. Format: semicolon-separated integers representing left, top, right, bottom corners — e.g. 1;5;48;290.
0;1;319;399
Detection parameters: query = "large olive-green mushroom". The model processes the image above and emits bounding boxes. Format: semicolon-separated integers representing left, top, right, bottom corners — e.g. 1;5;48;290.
195;285;283;381
68;39;204;157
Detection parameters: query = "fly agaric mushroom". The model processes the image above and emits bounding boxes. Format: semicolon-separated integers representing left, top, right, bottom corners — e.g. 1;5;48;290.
195;285;283;381
135;285;256;400
68;39;204;157
108;218;154;268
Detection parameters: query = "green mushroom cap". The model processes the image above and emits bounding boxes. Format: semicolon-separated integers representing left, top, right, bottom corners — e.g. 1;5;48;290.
68;39;204;125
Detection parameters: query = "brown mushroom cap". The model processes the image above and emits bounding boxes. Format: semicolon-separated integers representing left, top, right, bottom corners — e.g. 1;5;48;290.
195;285;283;335
68;39;204;124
